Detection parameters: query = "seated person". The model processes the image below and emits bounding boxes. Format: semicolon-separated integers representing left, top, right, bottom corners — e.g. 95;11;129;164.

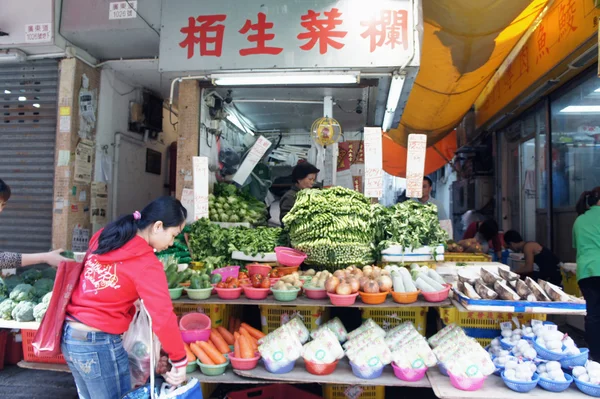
503;230;562;286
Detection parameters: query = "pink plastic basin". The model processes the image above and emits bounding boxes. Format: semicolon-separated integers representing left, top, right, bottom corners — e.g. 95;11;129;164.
327;292;358;306
274;247;307;267
179;312;211;330
391;362;427;382
228;352;261;370
448;370;487;391
243;286;270;300
215;286;243;300
246;264;272;278
180;329;211;344
421;284;451;303
304;287;328;300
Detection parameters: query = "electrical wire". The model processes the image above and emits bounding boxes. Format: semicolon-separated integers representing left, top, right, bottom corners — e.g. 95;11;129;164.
106;69;140;96
125;0;160;37
336;102;355;114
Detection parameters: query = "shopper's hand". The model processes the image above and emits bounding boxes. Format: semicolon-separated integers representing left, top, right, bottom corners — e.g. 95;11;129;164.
44;249;70;268
163;365;186;386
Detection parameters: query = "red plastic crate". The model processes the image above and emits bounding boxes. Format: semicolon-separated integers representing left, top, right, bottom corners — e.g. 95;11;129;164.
21;329;66;365
227;385;323;399
0;330;7;370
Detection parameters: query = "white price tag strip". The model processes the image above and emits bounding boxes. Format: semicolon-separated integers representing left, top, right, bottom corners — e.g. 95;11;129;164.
363;127;383;198
192;157;209;220
406;134;427;198
233;136;272;185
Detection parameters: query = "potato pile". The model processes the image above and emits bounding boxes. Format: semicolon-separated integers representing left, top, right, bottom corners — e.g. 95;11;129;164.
272;272;303;291
304;271;333;289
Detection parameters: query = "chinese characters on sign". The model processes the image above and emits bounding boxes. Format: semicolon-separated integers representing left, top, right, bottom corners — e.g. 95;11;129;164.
109;1;138;20
363;127;383;198
192;157;210;220
24;23;52;43
405;134;427;198
233;136;272;185
160;0;415;71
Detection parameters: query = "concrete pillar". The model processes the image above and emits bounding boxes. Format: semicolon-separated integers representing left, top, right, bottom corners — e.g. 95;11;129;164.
175;80;201;200
51;58;100;250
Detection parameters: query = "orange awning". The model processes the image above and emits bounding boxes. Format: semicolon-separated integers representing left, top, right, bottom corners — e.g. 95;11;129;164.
383;0;549;177
383;130;457;177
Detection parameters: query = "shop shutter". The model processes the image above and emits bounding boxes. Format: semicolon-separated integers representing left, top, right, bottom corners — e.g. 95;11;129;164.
0;60;58;255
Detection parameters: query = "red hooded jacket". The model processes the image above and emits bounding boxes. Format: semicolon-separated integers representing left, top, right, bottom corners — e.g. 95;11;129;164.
66;230;186;368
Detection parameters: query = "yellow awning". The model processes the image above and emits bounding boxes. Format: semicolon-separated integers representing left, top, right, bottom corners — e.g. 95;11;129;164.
383;0;549;177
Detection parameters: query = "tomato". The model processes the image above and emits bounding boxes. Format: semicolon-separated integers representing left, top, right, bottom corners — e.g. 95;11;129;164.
227;282;239;289
225;277;234;284
260;278;270;289
238;272;249;280
216;282;227;288
251;274;263;288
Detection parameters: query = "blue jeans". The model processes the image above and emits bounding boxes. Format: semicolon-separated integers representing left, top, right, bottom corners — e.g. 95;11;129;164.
61;324;131;399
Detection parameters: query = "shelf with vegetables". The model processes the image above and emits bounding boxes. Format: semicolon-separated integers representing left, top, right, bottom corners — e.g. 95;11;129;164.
171;265;452;308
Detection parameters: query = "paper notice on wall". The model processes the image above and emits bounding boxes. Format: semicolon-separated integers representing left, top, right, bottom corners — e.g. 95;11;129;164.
72;226;90;252
57;150;70;167
363;127;383;198
91;182;108;225
405;134;427;198
24;23;53;43
109;1;138;20
233;136;272;185
192;157;209;220
180;188;195;224
59;116;71;133
336;169;353;190
74;139;94;184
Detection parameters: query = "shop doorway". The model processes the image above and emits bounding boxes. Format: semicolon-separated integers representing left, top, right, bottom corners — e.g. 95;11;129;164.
521;138;536;241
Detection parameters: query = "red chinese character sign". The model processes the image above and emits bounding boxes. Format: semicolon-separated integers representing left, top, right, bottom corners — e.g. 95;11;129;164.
405;134;427;198
159;0;418;72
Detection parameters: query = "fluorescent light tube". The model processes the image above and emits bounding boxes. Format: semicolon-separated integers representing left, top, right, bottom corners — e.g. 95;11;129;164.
560;105;600;113
381;74;406;131
212;72;360;86
227;111;254;135
594;88;600;93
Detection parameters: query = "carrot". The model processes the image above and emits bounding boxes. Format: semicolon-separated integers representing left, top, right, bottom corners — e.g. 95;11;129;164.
240;327;257;352
234;318;241;333
239;335;254;359
241;323;266;339
206;339;219;353
190;342;213;365
210;328;231;354
234;338;242;358
184;343;196;362
234;331;241;342
199;341;227;365
217;326;235;346
228;316;236;334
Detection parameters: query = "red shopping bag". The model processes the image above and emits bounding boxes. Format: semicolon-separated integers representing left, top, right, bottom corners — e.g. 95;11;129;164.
32;258;86;357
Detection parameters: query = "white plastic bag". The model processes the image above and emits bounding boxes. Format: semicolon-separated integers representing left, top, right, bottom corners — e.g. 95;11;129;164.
123;301;161;388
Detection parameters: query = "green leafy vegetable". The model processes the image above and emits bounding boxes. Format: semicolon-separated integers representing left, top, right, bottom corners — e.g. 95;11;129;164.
21;269;42;285
9;284;35;303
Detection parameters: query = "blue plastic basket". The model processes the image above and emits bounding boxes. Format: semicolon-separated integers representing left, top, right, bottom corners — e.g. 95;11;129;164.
263;359;296;374
501;371;540;393
538;373;573;392
349;361;385;380
574;376;600;397
500;338;516;351
438;362;449;377
533;340;567;361
560;348;589;369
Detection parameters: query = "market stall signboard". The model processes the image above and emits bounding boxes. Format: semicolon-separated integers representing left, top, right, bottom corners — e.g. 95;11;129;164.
159;0;418;72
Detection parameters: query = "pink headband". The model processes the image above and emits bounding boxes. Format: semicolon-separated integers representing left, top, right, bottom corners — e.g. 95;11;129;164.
133;211;141;220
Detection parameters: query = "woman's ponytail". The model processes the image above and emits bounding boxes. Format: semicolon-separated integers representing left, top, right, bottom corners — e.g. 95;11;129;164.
576;187;600;216
94;196;187;255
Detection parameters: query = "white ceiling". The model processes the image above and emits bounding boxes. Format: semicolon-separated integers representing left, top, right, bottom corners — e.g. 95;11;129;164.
104;59;381;132
215;86;370;132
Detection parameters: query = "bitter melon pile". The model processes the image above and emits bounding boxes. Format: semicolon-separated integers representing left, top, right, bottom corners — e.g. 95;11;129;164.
282;187;375;270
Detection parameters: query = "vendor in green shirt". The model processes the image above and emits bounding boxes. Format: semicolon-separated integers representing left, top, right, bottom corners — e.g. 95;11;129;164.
573;186;600;360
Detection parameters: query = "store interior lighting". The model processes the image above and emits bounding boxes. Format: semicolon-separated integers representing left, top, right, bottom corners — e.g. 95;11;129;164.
212;72;360;86
382;74;406;131
560;105;600;113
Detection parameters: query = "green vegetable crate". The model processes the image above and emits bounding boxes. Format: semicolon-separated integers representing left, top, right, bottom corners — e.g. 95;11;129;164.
323;385;384;399
259;305;330;335
173;303;241;329
360;307;428;336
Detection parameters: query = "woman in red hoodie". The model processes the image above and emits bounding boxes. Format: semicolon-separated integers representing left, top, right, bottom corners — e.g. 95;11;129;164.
63;196;188;399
